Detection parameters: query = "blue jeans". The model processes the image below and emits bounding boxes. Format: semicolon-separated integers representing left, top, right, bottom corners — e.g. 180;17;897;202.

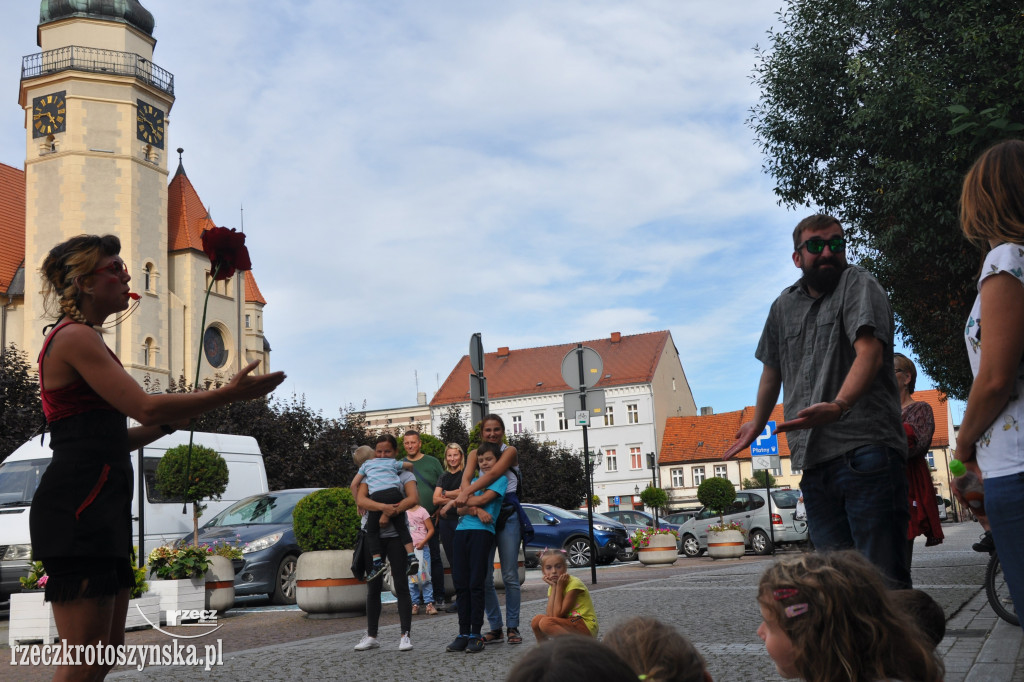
409;545;434;605
484;512;521;631
800;445;911;589
985;472;1024;633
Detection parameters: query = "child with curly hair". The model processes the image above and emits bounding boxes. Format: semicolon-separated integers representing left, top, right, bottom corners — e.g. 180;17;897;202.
603;617;711;682
757;551;943;681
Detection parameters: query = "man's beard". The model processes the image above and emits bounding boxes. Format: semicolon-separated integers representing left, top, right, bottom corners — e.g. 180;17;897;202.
802;258;847;294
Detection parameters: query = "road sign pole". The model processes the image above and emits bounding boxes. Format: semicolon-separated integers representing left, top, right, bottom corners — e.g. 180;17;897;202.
577;345;598;585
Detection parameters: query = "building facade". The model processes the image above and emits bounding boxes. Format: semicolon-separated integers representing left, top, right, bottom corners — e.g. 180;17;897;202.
430;331;698;512
0;2;269;390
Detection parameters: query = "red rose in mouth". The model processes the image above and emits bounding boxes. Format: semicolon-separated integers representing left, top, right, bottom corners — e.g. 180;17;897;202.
200;226;251;281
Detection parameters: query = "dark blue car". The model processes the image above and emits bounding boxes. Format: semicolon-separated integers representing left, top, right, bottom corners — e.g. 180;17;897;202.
182;488;319;605
521;503;630;568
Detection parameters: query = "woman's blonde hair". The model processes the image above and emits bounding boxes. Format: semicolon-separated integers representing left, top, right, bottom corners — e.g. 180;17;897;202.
893;352;917;394
961;139;1024;249
39;234;121;328
443;443;465;473
757;551;943;682
603;617;708;682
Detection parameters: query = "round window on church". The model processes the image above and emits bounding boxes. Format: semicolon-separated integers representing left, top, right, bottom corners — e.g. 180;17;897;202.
203;326;228;368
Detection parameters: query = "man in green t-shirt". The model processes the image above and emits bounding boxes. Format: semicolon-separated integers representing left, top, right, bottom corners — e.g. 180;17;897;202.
402;430;446;606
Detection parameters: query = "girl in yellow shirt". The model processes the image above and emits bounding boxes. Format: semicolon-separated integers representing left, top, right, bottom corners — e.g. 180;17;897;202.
530;548;598;640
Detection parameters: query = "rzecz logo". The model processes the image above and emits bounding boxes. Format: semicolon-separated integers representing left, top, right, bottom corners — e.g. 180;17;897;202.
167;609;218;626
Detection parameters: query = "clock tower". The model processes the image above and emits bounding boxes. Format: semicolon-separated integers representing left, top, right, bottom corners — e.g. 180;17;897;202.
19;1;174;385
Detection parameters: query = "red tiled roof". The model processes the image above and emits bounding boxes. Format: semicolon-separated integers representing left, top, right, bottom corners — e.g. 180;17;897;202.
660;388;951;464
431;331;672;406
0;163;25;293
167;167;215;253
244;271;265;305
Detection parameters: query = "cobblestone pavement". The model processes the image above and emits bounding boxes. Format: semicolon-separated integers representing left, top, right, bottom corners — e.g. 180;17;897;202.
3;522;1021;681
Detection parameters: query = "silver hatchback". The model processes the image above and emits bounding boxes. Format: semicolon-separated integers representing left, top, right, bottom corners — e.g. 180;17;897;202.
677;489;809;557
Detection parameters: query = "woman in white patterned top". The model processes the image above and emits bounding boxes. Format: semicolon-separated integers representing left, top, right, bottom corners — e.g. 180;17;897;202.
957;139;1024;632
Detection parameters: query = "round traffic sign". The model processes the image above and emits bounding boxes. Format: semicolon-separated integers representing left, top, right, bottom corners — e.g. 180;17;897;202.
560;346;603;388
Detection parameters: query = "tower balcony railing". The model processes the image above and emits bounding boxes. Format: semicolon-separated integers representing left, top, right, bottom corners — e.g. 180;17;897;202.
22;45;174;96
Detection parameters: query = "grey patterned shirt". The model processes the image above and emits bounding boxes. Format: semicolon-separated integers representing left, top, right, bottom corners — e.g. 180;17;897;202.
755;265;906;470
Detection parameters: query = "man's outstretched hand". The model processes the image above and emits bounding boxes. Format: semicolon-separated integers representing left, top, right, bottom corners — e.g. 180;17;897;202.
722;422;762;460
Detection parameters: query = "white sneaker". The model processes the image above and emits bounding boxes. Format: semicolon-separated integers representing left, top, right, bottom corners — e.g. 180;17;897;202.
354;635;379;651
399;633;413;651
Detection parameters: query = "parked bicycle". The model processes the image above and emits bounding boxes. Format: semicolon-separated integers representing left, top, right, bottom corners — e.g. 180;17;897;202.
986;551;1019;626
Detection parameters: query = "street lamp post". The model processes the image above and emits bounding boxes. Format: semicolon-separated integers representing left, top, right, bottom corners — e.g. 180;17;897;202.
647;452;659;528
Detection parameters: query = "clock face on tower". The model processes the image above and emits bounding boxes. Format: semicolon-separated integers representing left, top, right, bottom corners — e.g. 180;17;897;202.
32;91;67;138
136;99;165;149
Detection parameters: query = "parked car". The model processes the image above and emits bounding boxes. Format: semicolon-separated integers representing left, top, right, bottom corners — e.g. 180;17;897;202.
602;509;682;552
181;488;320;605
677;489;808;557
664;509;701;526
521;503;630;568
567;509;636;561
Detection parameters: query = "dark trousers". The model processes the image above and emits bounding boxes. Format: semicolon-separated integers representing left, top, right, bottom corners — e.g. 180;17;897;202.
453;529;494;636
365;535;412;636
365;488;411;557
428;525;444;601
801;445;911;589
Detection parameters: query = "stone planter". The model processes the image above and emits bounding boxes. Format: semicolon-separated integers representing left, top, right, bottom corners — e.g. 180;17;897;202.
8;591;58;647
295;549;366;618
125;594;161;631
493;546;527;589
707;529;745;559
637;532;678;565
148;577;205;624
205;555;236;613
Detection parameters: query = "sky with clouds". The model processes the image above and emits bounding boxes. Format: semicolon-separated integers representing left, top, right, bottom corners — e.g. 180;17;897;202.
0;1;960;423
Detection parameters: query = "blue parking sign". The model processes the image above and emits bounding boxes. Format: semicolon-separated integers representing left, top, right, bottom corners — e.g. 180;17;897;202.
749;421;779;456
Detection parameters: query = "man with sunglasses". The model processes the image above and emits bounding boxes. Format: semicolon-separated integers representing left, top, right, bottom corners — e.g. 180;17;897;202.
724;214;910;589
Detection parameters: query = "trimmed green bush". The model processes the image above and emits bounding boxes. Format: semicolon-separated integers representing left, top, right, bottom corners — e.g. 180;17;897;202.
292;488;360;552
697;477;736;525
639;486;668;512
155;444;229;545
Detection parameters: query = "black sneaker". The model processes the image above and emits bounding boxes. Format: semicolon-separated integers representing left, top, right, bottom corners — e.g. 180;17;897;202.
407;557;419;576
465;636;484;653
365;560;387;582
973;530;995;554
446;636;469;652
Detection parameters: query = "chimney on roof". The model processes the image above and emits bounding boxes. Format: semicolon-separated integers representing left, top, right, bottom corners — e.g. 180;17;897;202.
497;347;510;358
700;406;713;416
610;332;622;343
417;392;427;406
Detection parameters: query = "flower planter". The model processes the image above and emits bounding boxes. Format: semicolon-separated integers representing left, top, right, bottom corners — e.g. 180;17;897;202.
637;533;678;566
295;549;366;618
8;592;58;647
205;555;236;613
148;577;205;624
493;546;527;589
125;595;161;631
707;529;745;559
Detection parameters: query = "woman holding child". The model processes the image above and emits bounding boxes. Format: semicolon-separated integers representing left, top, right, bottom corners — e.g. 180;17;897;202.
455;415;524;645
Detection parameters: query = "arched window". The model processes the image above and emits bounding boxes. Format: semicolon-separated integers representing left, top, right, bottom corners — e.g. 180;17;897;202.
144;337;155;366
144;263;154;292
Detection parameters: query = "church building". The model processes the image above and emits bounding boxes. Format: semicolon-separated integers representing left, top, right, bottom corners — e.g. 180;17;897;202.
0;1;271;391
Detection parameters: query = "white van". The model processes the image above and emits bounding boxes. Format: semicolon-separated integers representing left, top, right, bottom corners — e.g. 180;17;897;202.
0;431;268;603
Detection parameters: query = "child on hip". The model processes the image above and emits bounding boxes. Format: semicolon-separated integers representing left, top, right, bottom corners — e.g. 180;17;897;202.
406;503;437;615
530;548;597;640
757;550;943;681
351;434;418;580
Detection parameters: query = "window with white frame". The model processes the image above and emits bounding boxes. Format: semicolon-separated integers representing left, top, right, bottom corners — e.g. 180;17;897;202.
671;468;684;487
925;451;935;469
693;466;706;486
714;464;727;479
627;403;639;424
606;449;617;472
630;447;643;470
534;412;545;432
604;406;614;426
512;415;523;434
558;411;568;430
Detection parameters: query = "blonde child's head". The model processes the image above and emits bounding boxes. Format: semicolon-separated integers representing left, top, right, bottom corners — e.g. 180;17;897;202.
539;548;569;573
756;551;944;681
353;445;375;467
603;617;711;682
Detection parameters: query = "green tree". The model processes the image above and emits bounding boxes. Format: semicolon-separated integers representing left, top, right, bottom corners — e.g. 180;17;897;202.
155;444;229;545
697;477;737;526
0;344;44;463
639;486;669;513
750;0;1024;399
742;470;778;489
511;432;588;510
437;404;469;454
